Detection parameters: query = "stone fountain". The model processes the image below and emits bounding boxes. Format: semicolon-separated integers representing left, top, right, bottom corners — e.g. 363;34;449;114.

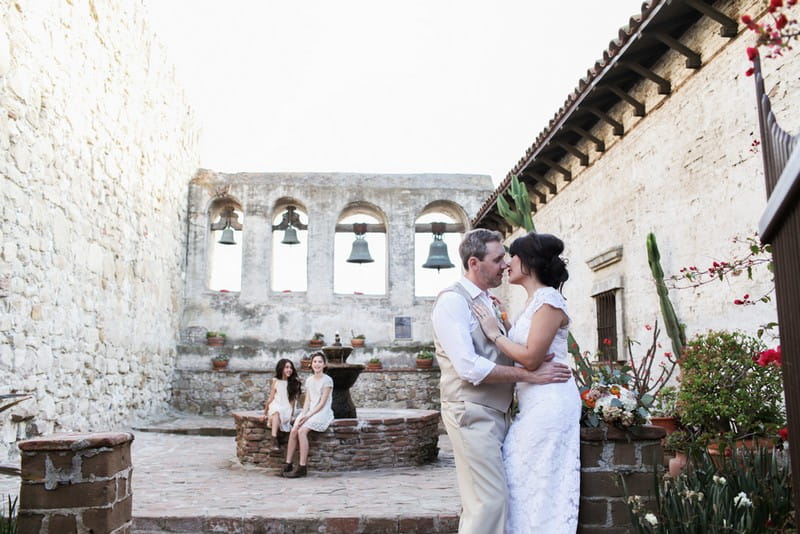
320;335;364;419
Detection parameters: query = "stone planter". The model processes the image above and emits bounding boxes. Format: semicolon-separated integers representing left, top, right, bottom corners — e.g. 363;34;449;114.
579;425;665;532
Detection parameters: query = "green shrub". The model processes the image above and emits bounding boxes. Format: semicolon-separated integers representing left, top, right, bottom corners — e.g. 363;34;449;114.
677;330;784;445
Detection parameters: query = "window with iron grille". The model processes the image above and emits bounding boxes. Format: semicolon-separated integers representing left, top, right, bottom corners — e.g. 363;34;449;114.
595;290;617;360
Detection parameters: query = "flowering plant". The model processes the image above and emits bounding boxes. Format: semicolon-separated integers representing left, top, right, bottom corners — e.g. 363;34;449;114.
573;322;678;431
742;0;800;75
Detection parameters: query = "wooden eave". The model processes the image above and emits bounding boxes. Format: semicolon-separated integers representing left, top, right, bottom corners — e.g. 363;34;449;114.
472;0;738;231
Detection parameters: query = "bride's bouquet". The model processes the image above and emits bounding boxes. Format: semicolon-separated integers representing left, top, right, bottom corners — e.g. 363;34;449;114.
581;383;646;429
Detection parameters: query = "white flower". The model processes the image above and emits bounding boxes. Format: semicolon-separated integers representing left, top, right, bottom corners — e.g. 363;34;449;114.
644;513;658;526
713;475;727;485
734;491;752;508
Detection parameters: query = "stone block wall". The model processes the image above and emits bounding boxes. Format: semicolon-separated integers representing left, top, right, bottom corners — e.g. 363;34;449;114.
0;1;200;460
579;426;665;533
171;367;440;415
17;431;134;533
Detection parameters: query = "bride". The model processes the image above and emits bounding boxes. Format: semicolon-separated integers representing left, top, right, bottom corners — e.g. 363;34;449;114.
472;231;580;533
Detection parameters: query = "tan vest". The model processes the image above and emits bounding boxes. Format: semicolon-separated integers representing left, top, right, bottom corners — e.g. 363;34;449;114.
433;283;514;412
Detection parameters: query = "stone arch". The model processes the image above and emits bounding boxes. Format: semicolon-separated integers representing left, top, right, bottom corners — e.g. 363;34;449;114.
207;196;243;292
414;200;468;297
270;198;309;292
334;201;388;295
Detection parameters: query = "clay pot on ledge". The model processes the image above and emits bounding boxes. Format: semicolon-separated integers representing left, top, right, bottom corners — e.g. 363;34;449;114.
351;337;365;348
416;356;434;369
366;360;382;371
211;357;229;370
300;358;312;370
206;332;226;347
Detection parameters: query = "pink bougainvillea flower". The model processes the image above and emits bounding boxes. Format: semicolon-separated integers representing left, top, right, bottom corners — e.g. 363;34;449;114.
776;13;789;29
747;46;759;60
746;67;756;76
602;338;612;346
756;346;782;366
645;324;652;331
742;14;753;24
769;0;783;12
778;426;789;441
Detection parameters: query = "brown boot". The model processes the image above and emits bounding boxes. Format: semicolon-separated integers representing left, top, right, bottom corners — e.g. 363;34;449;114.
284;464;307;478
270;435;281;451
279;462;292;477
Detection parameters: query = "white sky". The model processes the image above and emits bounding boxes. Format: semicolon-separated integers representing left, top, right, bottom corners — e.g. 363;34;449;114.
144;1;645;186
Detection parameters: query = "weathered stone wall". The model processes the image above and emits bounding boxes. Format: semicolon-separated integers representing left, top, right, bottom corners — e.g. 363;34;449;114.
172;368;440;415
0;0;199;460
499;0;799;360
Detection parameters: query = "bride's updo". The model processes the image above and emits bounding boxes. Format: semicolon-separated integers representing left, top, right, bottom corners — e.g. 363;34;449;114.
509;232;569;291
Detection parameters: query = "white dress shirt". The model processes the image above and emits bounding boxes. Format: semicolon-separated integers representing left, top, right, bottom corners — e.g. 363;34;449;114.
432;278;500;385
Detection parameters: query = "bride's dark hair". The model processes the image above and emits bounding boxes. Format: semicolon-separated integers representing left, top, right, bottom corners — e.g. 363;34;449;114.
509;232;569;292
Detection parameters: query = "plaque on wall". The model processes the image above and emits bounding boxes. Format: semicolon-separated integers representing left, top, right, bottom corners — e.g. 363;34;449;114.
394;316;412;339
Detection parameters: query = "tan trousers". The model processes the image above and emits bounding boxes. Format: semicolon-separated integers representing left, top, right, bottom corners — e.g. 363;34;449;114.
441;400;510;534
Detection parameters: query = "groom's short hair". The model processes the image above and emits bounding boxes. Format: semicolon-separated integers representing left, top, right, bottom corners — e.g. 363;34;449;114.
459;229;504;270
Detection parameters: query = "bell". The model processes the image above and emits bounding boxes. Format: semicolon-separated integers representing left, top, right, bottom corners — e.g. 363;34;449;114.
422;235;454;271
346;235;374;264
281;226;300;245
218;226;236;245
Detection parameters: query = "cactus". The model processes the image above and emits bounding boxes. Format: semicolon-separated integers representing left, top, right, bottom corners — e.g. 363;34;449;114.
646;233;686;358
496;175;582;359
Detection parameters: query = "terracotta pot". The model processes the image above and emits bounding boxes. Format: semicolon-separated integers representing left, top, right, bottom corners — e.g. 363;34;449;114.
301;359;312;370
309;340;324;348
416;358;433;369
212;359;228;369
207;336;225;347
668;451;687;478
366;362;382;371
351;338;365;348
650;416;677;446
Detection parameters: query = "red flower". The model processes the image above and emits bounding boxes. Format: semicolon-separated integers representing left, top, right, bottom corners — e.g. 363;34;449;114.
746;67;756;76
756;346;782;366
645;324;652;331
747;47;759;61
789;0;797;6
580;389;596;409
769;0;783;12
776;13;788;29
778;426;789;441
741;14;753;24
602;338;612;346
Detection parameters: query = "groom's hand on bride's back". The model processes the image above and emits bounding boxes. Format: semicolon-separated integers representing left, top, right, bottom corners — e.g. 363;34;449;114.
524;358;572;385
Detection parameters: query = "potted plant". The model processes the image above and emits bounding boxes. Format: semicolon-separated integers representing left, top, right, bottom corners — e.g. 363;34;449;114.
416;350;434;369
649;385;678;436
211;354;230;369
366;357;382;371
676;330;785;454
300;354;312;370
309;332;325;348
350;332;365;348
206;331;226;347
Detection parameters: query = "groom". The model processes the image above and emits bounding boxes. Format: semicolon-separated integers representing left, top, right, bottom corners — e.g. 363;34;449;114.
432;228;572;534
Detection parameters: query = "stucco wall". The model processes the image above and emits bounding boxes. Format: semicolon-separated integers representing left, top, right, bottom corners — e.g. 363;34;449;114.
498;0;798;361
0;0;199;460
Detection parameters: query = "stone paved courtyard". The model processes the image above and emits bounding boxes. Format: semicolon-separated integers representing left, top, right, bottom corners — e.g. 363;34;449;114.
0;414;461;533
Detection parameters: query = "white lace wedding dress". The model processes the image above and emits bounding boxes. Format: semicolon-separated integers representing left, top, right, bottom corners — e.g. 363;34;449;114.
503;287;581;533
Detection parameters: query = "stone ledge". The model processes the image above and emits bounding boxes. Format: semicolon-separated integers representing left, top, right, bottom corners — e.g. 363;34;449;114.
580;425;665;442
18;432;134;452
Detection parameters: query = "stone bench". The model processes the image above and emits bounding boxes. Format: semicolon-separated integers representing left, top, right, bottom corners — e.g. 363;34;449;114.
233;408;440;471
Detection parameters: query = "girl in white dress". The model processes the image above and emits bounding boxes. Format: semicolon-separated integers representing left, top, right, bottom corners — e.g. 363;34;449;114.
283;352;334;478
473;231;581;533
262;358;301;451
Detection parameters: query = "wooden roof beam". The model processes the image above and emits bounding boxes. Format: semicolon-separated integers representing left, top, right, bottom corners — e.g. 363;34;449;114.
652;31;702;69
586;106;624;136
620;61;671;94
606;85;645;117
525;182;547;204
556;141;590;166
569;126;605;152
521;171;557;194
684;0;738;37
539;157;572;182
